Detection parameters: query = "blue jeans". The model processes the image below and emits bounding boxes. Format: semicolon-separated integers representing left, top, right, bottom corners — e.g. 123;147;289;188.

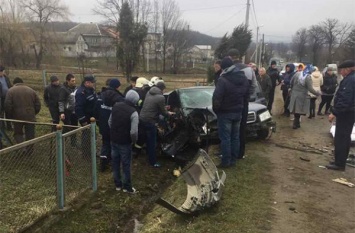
111;143;132;190
217;112;242;166
142;121;157;165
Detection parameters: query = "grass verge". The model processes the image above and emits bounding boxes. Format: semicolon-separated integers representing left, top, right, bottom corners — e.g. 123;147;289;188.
140;142;273;233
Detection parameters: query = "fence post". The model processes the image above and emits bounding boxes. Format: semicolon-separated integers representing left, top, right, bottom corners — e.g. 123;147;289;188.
56;125;65;210
90;118;97;191
42;70;47;87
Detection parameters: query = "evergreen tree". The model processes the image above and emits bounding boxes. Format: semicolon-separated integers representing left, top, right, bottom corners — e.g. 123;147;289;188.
117;2;147;79
214;24;252;59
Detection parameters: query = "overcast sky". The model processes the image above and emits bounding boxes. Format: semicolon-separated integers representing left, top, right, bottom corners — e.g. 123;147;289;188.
62;0;355;42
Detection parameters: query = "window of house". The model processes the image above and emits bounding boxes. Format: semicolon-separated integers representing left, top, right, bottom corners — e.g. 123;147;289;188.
68;47;72;51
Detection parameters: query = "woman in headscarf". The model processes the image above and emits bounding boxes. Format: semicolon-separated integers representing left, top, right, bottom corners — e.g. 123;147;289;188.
308;66;323;118
288;64;320;129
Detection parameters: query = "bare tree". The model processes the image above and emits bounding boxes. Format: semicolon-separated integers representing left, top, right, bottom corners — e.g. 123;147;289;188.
307;25;324;66
167;20;189;73
94;0;123;25
292;28;308;62
161;0;180;73
320;18;353;63
20;0;69;69
0;0;32;67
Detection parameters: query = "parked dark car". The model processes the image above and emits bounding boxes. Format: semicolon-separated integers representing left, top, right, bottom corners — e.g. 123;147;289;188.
159;86;276;157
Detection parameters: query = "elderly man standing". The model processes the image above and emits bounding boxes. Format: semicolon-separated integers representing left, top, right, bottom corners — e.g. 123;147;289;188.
5;77;41;149
212;57;249;168
326;60;355;171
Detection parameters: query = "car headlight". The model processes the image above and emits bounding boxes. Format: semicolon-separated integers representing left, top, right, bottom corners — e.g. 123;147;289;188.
202;124;207;134
259;111;271;122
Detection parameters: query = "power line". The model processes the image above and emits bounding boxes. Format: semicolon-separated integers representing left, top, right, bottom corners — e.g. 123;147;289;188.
181;4;245;12
203;6;247;34
251;0;259;27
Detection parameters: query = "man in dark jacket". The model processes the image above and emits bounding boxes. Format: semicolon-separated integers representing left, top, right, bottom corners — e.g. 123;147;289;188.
318;67;337;115
58;74;77;132
227;49;256;160
97;78;124;171
109;90;139;193
266;61;280;112
212;57;249;168
140;80;173;167
44;76;61;129
326;60;355;171
280;64;296;116
75;75;97;157
5;77;41;154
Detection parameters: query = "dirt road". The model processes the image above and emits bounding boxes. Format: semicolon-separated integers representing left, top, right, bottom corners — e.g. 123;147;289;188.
266;89;355;233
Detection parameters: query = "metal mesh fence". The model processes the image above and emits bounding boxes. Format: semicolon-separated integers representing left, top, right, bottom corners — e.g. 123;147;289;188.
0;121;96;232
62;125;93;204
0;133;57;232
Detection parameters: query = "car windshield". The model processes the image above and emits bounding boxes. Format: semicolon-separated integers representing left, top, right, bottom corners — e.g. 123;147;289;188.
179;88;214;108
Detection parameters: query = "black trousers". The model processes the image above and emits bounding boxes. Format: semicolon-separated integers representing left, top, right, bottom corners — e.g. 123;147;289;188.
334;111;355;167
282;86;290;114
318;95;333;113
238;97;249;159
267;87;276;112
309;98;317;117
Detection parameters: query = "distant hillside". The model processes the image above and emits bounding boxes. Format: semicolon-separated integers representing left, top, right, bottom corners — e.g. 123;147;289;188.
187;30;220;48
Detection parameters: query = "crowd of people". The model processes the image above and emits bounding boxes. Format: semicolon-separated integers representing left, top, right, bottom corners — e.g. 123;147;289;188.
213;56;355;171
0;56;354;194
0;67;173;194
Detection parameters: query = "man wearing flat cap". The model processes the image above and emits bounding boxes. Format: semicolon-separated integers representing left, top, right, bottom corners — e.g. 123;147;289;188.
326;60;355;171
44;75;61;129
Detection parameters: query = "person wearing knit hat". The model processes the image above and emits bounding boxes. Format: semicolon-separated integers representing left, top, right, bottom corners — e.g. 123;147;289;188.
326;60;355;171
212;55;249;168
109;78;121;89
220;57;234;70
97;77;124;172
108;89;139;194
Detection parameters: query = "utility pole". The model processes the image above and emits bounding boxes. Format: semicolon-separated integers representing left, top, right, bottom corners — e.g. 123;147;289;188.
259;34;264;66
243;0;251;63
245;0;250;28
255;26;259;64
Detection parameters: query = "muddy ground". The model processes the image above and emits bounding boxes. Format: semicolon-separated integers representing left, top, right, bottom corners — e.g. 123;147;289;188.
43;88;355;233
267;88;355;233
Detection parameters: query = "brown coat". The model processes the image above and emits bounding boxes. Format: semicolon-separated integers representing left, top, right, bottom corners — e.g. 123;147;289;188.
5;83;41;122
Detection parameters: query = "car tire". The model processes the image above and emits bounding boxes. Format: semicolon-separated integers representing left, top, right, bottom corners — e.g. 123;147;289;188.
257;129;271;140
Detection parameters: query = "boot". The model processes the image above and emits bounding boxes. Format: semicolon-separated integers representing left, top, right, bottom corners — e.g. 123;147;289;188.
293;116;300;129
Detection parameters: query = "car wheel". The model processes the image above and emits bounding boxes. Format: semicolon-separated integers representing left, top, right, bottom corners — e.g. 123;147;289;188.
257;128;272;140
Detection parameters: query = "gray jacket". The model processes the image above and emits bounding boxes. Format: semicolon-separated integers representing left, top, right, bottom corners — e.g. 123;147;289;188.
235;63;257;96
140;86;168;124
288;72;319;115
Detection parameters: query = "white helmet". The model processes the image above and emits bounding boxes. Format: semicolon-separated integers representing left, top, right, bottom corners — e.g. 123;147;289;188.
135;77;149;88
150;76;163;86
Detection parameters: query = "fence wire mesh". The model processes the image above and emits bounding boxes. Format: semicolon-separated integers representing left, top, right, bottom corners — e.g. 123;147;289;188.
0;119;54;149
62;125;93;204
0;121;95;233
0;133;57;233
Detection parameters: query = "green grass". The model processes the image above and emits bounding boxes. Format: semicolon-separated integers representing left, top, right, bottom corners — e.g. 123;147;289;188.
140;143;273;233
44;142;273;233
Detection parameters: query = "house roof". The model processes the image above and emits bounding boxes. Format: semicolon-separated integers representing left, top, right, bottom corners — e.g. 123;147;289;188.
59;23;117;44
195;45;212;50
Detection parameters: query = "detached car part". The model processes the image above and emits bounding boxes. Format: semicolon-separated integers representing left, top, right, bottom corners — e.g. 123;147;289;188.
156;149;226;215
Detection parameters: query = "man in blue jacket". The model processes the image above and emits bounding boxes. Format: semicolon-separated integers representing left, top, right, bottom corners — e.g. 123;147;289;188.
326;60;355;171
212;57;249;168
75;75;97;157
